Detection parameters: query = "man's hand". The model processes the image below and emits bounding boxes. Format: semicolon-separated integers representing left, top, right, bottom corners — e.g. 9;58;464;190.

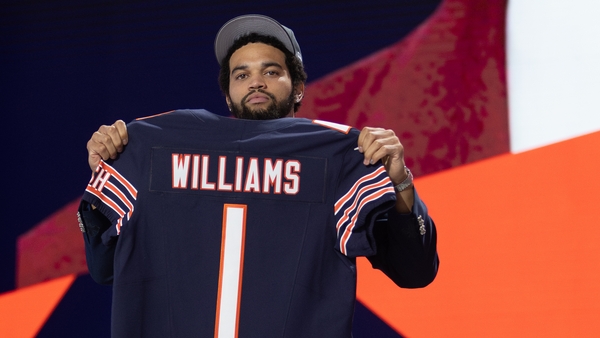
357;127;408;185
87;120;128;171
357;126;414;213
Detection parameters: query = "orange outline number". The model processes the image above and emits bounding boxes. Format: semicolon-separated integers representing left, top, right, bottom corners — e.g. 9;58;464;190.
214;204;247;338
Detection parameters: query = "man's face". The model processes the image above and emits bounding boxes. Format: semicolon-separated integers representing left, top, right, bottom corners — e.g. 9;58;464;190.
227;43;298;120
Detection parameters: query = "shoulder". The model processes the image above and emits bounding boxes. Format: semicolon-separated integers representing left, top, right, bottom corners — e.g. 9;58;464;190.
258;118;360;157
132;109;218;123
284;118;360;138
311;119;355;135
127;109;221;131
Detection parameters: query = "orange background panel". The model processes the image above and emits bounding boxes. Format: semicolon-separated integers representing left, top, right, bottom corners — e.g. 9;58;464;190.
357;131;600;337
0;274;75;337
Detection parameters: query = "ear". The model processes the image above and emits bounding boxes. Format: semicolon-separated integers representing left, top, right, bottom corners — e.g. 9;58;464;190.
225;96;232;111
294;83;305;103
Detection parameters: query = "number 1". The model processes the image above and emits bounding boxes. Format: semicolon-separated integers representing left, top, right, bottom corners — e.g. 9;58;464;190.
214;204;247;338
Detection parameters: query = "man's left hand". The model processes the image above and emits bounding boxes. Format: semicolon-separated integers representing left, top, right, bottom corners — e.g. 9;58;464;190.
358;127;414;213
357;127;408;185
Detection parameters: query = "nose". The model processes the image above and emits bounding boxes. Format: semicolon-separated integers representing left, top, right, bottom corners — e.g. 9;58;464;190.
248;74;266;90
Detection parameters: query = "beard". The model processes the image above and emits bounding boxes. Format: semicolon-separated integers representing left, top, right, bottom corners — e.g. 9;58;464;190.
230;89;295;120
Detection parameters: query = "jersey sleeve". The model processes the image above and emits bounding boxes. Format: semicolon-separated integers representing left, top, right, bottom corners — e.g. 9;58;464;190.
82;158;139;242
368;188;439;288
333;147;396;257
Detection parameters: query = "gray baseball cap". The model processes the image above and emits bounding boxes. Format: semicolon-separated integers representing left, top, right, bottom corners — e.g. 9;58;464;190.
214;14;303;66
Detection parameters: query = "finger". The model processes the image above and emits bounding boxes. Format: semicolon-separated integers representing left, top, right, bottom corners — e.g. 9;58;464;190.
94;124;123;153
87;137;101;172
361;132;397;164
366;143;408;185
87;134;112;172
88;130;119;160
113;120;128;146
86;120;128;172
357;127;384;153
357;127;370;152
363;138;398;165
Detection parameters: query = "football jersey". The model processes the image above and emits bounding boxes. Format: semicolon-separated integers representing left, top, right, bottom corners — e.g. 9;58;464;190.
82;109;396;337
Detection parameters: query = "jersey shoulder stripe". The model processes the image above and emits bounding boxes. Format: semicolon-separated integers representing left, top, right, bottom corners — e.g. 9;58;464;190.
335;174;392;233
135;110;176;121
86;160;138;234
96;160;138;199
334;166;394;256
311;120;352;134
334;166;388;214
338;185;395;255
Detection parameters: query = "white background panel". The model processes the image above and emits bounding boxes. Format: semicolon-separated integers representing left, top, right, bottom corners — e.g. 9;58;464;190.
507;0;600;152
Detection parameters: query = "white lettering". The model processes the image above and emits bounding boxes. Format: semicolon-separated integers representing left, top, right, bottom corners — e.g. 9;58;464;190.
284;160;301;195
244;158;261;193
92;168;111;191
172;154;191;189
218;156;233;191
192;155;200;189
235;157;244;192
263;159;283;194
170;153;301;195
201;155;216;190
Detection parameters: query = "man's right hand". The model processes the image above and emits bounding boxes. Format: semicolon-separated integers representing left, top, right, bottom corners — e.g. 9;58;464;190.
87;120;128;171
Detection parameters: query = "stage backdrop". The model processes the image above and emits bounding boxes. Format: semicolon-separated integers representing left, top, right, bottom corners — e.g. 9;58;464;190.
3;0;599;337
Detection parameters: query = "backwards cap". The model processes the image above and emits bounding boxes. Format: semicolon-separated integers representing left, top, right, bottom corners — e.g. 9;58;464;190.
214;14;303;65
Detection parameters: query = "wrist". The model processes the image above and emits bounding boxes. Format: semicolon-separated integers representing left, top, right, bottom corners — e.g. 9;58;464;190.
394;166;413;193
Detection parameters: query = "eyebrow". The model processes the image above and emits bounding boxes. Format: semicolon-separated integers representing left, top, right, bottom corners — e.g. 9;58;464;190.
231;61;284;75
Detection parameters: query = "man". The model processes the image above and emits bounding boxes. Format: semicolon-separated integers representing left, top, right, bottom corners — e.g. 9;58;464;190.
79;14;438;337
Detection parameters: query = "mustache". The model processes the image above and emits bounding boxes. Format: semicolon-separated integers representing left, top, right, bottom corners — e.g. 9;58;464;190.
242;89;276;103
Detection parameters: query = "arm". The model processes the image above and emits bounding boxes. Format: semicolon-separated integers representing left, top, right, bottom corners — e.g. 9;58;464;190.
78;201;116;284
79;120;129;284
368;190;438;288
358;127;439;288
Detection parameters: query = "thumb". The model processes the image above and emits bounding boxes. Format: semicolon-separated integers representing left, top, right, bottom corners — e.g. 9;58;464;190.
88;150;101;172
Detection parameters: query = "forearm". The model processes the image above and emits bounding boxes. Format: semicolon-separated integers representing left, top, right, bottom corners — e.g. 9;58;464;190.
78;201;116;285
368;188;439;288
394;186;414;213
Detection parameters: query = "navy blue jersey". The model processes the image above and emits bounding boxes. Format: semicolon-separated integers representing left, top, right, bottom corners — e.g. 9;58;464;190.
82;109;396;337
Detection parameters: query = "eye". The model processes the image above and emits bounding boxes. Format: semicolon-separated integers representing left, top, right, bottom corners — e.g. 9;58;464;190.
234;73;248;80
265;70;279;76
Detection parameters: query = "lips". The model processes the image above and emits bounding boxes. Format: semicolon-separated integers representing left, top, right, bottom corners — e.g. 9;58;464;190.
243;90;276;105
245;93;270;104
